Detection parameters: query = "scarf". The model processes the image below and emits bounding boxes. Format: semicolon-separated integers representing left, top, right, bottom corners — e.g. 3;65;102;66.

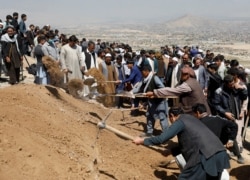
1;33;21;54
142;71;153;93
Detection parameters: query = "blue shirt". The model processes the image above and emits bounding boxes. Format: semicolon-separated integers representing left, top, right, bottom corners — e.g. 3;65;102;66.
122;65;142;85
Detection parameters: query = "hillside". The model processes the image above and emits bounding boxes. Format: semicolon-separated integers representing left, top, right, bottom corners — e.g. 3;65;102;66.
0;84;249;179
0;84;179;179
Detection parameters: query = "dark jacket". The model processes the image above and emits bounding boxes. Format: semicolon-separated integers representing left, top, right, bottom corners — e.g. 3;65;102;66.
165;64;181;87
213;84;248;119
200;115;238;144
26;30;35;46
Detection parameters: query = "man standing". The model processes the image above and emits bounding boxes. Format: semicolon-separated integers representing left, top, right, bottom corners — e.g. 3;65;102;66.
180;53;190;68
133;107;230;179
82;41;98;97
213;74;248;164
2;15;13;30
135;64;168;137
213;55;227;80
19;14;27;55
11;12;19;33
192;54;208;92
99;53;118;107
206;62;222;115
1;26;23;84
26;24;35;56
82;41;98;70
147;66;211;114
147;50;158;74
60;35;84;81
165;57;181;107
165;57;181;88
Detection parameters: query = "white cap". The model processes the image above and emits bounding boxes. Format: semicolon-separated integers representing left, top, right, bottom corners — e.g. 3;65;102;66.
245;68;250;74
164;54;170;59
172;57;178;62
105;53;112;57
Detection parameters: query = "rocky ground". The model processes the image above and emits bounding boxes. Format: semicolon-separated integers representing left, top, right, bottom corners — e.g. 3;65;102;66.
0;57;249;180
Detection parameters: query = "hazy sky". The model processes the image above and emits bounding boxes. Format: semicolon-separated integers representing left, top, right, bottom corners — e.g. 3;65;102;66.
1;0;250;28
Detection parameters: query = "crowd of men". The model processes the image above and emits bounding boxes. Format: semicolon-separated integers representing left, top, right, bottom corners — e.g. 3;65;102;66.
1;11;250;179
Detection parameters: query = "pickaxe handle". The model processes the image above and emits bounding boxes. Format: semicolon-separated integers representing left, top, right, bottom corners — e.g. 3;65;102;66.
98;122;134;140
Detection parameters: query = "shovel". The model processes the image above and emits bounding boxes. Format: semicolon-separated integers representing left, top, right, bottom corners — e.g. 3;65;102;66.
84;78;117;86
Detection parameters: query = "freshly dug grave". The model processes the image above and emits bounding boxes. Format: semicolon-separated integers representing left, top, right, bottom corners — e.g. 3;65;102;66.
0;84;249;180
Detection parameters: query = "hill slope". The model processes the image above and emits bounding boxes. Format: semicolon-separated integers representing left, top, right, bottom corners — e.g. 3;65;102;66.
0;84;249;179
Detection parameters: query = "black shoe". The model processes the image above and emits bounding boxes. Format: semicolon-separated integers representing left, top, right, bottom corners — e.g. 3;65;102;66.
130;109;139;116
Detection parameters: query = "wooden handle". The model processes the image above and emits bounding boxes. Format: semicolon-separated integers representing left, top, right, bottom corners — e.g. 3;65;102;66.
104;124;134;140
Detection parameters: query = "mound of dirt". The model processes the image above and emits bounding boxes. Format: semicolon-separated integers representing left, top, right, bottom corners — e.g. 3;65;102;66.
0;84;249;179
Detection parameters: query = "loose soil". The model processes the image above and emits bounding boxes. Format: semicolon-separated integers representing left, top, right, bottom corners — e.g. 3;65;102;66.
0;84;249;180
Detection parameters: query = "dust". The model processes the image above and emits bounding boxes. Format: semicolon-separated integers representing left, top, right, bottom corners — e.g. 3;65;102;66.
67;79;84;98
85;68;115;107
42;56;64;87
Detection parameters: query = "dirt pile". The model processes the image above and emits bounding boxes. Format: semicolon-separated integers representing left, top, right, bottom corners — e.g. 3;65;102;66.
0;84;249;180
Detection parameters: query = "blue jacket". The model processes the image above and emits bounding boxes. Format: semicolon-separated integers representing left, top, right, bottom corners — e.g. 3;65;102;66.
122;65;142;85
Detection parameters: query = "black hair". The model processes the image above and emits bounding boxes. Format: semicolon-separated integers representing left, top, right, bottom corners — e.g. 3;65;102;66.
192;103;207;114
148;50;155;54
213;54;224;62
168;107;184;116
140;49;146;55
6;15;12;20
116;55;122;60
37;35;46;43
124;52;131;59
238;69;247;83
227;68;239;77
13;12;18;17
230;59;239;68
68;35;78;42
224;74;234;84
97;49;104;56
88;40;95;46
207;63;218;71
21;14;27;19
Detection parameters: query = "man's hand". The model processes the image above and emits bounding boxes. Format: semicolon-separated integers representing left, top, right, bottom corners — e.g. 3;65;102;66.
225;112;236;121
225;140;234;148
116;80;122;84
234;83;244;90
133;137;144;145
6;57;11;63
63;69;68;73
145;91;154;97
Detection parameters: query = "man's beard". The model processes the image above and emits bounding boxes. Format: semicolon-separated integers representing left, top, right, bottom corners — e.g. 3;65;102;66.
8;35;14;38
